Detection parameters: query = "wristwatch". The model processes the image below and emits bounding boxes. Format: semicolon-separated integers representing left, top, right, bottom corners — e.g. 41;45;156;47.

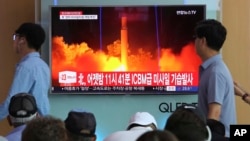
242;93;249;101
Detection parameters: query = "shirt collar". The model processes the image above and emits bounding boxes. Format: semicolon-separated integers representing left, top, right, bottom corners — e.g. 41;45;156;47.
19;52;40;63
200;54;222;70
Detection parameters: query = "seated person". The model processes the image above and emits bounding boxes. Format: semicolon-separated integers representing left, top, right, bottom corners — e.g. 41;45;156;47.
207;119;229;141
104;112;157;141
164;104;211;141
136;130;179;141
21;116;67;141
5;93;39;141
64;109;97;141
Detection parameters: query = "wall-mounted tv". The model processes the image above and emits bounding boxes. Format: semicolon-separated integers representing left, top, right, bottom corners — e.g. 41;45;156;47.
50;5;206;94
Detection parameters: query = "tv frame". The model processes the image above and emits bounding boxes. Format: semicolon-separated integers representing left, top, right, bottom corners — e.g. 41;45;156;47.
49;4;206;95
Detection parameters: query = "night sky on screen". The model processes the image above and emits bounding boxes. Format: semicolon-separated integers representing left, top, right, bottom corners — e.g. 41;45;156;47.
51;6;205;54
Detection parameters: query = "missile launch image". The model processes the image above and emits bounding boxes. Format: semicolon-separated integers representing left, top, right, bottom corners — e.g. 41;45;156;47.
51;6;204;87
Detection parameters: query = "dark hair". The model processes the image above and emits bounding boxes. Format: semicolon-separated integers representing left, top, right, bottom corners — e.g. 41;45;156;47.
207;119;225;136
164;105;208;141
194;19;227;51
15;22;45;51
136;130;179;141
21;116;67;141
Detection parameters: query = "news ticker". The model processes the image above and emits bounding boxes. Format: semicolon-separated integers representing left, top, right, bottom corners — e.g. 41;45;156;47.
230;125;250;141
58;72;198;86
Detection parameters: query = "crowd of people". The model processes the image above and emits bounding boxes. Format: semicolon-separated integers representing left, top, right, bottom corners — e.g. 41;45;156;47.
0;16;248;141
3;92;230;141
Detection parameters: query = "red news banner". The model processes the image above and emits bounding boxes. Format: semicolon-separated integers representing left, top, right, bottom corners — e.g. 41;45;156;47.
59;11;98;20
58;72;198;87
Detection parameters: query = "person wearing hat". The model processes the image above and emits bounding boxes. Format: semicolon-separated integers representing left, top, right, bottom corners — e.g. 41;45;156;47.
0;22;50;121
206;119;229;141
5;93;39;141
164;104;211;141
64;109;97;141
104;112;157;141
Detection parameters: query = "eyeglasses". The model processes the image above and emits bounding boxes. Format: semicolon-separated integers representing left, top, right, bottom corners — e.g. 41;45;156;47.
12;34;20;41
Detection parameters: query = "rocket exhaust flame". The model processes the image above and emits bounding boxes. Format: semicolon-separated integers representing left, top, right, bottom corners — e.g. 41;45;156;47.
52;36;201;83
51;16;201;86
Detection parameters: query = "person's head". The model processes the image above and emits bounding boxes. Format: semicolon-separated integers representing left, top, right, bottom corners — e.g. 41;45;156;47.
64;109;97;141
22;116;68;141
8;93;38;127
194;19;227;54
164;104;211;141
127;112;157;130
206;119;225;136
13;22;45;54
136;130;179;141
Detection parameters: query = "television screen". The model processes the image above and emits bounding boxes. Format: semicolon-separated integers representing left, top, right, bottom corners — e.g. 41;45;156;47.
50;5;205;94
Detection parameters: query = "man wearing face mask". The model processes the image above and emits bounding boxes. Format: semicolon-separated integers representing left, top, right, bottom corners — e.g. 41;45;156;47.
0;22;50;121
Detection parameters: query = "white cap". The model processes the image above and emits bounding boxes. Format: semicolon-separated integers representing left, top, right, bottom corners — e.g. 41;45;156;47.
0;136;7;141
128;112;157;128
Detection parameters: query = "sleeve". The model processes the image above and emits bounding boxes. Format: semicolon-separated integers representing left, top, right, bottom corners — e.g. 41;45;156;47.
207;71;226;105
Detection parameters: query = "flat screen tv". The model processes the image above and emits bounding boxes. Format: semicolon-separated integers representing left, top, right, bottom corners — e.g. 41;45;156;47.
50;5;206;94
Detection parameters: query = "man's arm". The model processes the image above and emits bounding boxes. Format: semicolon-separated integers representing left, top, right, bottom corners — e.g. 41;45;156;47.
234;81;246;97
0;99;11;121
234;81;250;104
0;67;32;120
207;102;221;120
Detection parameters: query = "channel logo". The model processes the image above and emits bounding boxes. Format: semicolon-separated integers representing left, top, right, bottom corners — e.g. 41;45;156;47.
230;124;250;141
59;71;77;83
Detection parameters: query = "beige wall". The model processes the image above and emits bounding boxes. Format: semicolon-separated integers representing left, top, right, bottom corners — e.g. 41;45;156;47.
0;0;35;135
222;0;250;124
